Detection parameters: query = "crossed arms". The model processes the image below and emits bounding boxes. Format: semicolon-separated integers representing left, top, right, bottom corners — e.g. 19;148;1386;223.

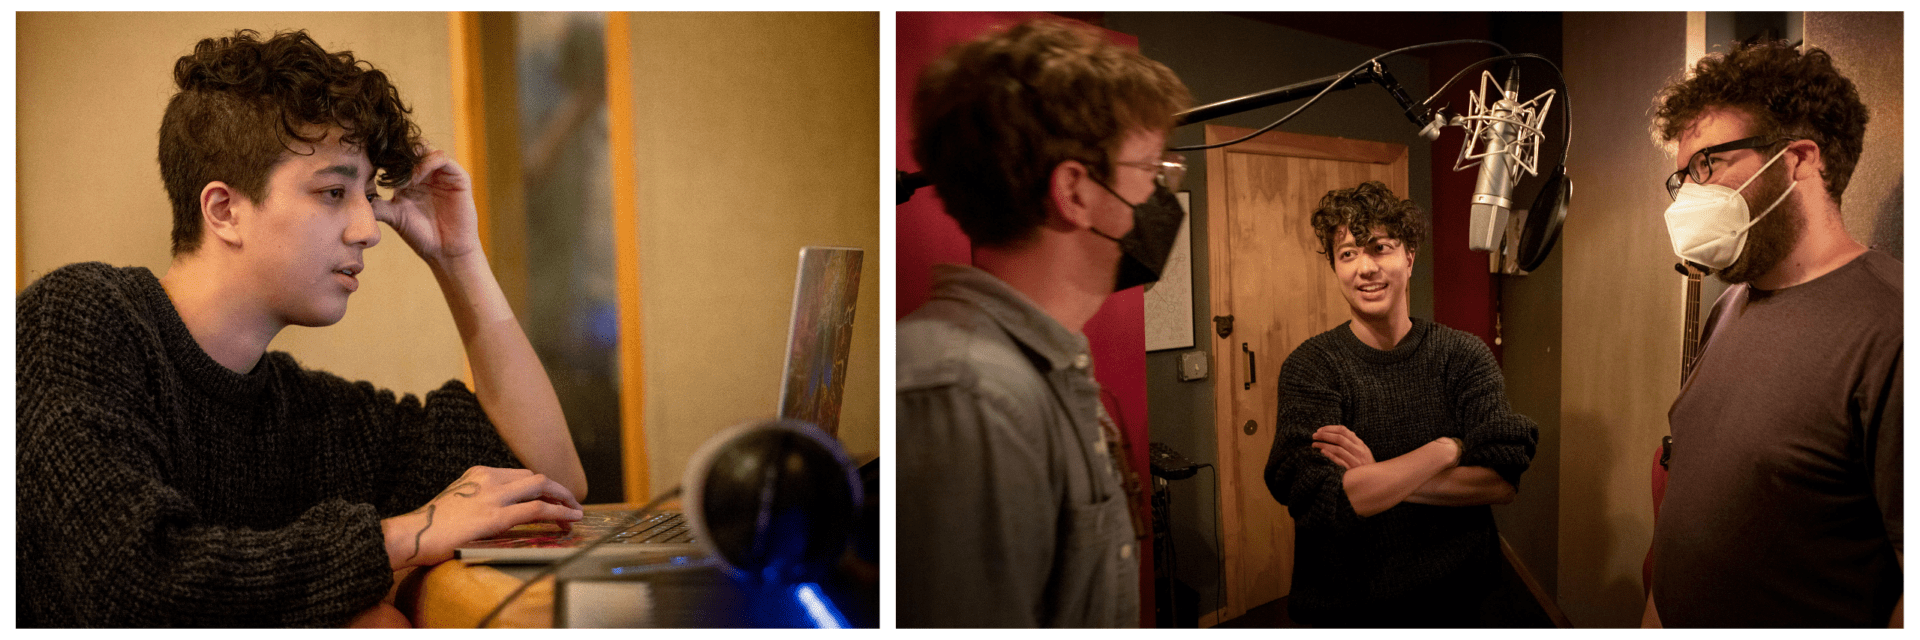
1263;333;1536;527
1312;425;1516;517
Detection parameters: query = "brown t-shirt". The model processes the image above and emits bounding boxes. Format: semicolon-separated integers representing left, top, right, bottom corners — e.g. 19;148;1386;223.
1654;250;1903;627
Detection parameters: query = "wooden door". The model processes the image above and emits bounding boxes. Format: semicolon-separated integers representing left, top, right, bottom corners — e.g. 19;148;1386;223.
1206;125;1408;622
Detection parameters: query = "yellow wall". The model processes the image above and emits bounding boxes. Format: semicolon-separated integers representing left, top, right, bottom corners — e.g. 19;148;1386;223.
620;13;881;491
17;12;465;398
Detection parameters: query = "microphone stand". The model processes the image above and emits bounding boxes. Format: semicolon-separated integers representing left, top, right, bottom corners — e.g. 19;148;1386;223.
1174;62;1400;126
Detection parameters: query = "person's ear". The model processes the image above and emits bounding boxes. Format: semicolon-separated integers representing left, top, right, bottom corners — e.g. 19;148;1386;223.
1406;246;1417;267
1785;138;1826;185
1047;159;1098;231
200;182;246;249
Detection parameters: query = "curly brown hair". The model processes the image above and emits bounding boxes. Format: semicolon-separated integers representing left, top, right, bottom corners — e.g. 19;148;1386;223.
158;29;423;255
1651;40;1868;204
1310;181;1426;268
911;18;1191;248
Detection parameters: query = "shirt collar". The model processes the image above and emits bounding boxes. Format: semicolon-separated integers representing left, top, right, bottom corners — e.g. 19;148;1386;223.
927;263;1090;374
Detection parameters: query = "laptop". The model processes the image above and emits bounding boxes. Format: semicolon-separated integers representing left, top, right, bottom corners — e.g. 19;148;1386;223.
455;246;863;564
776;246;863;438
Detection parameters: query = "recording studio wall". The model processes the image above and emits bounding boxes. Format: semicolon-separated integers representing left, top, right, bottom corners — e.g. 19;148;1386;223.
1560;12;1689;628
622;13;881;495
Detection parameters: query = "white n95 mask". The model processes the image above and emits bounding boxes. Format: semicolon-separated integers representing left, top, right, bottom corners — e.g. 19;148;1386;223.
1663;146;1797;270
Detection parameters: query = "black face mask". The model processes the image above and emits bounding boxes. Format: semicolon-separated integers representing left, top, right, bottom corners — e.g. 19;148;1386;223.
1089;179;1187;292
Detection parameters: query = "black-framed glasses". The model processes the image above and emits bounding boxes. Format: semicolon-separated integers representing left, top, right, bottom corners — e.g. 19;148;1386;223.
1115;152;1187;192
1665;136;1795;200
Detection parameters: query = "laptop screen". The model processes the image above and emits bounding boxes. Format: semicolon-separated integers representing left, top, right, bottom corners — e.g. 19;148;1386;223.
776;247;862;437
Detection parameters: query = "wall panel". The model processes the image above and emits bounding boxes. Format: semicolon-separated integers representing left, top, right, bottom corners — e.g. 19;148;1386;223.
1558;11;1688;628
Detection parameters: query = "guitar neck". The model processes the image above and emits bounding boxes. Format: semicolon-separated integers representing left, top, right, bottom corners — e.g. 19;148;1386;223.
1681;272;1702;384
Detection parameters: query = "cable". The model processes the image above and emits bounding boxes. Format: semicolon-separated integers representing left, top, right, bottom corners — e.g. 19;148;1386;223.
1201;462;1221;628
474;486;684;628
1171;39;1510;152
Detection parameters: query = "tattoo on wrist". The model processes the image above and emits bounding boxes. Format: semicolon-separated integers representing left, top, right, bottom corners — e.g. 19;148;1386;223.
406;504;436;561
430;481;480;503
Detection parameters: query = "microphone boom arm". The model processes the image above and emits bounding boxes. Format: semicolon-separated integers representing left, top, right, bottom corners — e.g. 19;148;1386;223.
1174;63;1388;127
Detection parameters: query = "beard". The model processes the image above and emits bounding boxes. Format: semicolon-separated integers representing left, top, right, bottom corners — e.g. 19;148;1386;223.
1716;165;1804;285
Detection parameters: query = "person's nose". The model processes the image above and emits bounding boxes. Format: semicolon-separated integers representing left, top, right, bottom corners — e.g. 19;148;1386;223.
346;199;382;249
1355;253;1380;277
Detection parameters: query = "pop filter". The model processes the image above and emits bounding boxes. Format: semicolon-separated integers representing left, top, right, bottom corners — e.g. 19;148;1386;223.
1516;164;1570;273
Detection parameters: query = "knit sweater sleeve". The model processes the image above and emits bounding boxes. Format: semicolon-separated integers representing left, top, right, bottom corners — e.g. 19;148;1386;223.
1264;337;1363;531
1441;330;1539;488
16;265;391;627
283;367;521;518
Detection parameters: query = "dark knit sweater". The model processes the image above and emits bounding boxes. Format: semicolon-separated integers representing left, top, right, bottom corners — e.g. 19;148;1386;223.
1264;318;1537;626
17;262;518;627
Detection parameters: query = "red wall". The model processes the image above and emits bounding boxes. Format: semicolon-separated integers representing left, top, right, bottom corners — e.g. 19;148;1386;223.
1427;43;1501;361
896;11;1156;627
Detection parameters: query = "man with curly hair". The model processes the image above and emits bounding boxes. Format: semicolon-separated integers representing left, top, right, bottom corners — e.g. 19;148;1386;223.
897;18;1190;627
1646;41;1901;628
1263;181;1538;627
17;30;587;627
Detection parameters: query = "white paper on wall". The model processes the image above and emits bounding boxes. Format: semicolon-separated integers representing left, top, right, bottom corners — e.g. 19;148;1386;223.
1144;192;1195;352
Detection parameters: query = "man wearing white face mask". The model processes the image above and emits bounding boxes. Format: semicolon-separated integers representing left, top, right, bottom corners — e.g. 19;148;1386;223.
1645;41;1901;628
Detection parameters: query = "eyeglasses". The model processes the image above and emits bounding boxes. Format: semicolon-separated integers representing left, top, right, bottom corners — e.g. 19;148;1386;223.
1115;152;1187;192
1665;136;1795;200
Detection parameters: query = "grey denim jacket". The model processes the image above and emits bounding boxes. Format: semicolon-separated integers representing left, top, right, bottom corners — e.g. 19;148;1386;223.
896;264;1140;628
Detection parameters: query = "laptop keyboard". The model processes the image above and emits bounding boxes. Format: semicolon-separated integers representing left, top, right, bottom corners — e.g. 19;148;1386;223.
610;511;694;544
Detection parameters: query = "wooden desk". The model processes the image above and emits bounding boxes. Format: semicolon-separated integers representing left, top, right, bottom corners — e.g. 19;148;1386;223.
399;559;556;628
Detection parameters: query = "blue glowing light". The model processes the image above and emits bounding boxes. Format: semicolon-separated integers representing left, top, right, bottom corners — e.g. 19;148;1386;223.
793;583;848;629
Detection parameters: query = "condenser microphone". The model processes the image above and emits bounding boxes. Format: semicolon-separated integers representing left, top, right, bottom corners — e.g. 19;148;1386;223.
1468;73;1520;252
1457;67;1554;253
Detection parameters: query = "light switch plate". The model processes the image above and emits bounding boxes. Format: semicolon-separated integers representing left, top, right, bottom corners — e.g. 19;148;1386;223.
1178;351;1208;381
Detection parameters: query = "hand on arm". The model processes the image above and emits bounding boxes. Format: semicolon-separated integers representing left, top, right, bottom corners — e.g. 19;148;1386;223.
1313;425;1461;517
379;466;583;571
373;149;587;499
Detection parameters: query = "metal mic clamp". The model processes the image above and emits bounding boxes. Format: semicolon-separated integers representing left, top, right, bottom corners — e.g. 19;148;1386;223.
1417;113;1447;141
1370;62;1431;129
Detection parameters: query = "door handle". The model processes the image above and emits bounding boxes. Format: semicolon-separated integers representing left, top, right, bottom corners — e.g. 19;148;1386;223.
1242;342;1256;390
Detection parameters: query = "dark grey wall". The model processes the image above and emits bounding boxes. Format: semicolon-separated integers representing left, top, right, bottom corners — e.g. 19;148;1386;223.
1804;12;1902;260
1485;13;1565;601
1104;11;1435;618
1494;234;1561;598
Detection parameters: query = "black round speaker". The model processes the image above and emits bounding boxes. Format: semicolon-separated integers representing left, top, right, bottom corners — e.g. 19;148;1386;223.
681;418;862;585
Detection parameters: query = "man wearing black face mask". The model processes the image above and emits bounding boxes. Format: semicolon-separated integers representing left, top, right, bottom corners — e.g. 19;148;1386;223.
896;18;1191;628
1264;181;1538;627
1646;41;1901;628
